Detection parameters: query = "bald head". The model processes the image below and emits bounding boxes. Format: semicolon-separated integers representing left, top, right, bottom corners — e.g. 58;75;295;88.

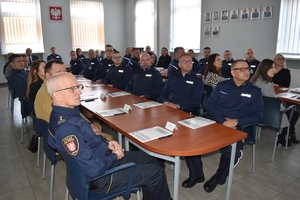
139;53;151;69
245;48;255;62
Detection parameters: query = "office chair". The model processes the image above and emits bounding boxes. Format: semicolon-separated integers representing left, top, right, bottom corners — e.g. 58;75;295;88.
39;118;62;200
20;97;32;143
31;111;42;167
257;96;296;161
62;151;141;200
200;85;213;116
8;86;17;118
241;124;257;173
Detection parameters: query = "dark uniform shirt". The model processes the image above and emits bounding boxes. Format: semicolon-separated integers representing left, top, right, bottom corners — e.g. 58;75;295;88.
192;57;199;73
81;58;99;80
197;58;208;75
104;64;132;91
77;54;85;61
206;79;263;126
70;58;84;75
221;59;234;78
167;59;180;77
48;105;117;179
126;67;163;101
245;58;260;77
127;57;141;75
94;58;114;82
122;54;131;66
47;54;62;61
6;68;28;101
159;71;204;114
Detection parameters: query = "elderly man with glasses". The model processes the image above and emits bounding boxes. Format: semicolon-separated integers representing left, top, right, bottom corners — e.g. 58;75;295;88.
182;59;263;193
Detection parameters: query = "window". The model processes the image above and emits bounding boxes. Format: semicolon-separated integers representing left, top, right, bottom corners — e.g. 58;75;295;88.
70;0;105;52
170;0;201;52
0;0;44;54
134;0;156;50
277;0;300;58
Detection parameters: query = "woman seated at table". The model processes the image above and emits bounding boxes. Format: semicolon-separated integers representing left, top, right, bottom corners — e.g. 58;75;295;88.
250;59;299;145
156;47;172;69
26;60;46;101
272;53;291;88
203;53;227;89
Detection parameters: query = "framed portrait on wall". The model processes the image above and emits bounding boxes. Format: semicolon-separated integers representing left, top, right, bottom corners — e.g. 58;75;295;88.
241;8;249;20
251;7;260;20
230;9;238;21
263;6;272;19
212;26;219;37
221;10;229;22
204;26;211;37
204;12;211;23
213;11;220;22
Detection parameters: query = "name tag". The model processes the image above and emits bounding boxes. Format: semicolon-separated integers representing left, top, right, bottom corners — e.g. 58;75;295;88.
56;56;60;58
228;63;232;66
186;81;193;84
146;74;152;77
75;63;77;65
250;65;256;68
241;93;251;98
206;62;208;64
91;62;94;65
118;70;123;73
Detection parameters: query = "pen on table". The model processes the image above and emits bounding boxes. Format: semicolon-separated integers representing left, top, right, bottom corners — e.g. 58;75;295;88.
291;95;297;98
84;99;95;102
159;135;172;139
114;112;126;116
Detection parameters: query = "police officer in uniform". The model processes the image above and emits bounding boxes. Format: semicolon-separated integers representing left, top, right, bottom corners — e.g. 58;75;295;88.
126;53;163;101
46;72;172;200
81;49;99;80
160;53;204;116
127;48;141;75
245;48;260;77
94;44;114;83
167;47;185;77
221;50;234;78
197;47;211;76
47;47;63;61
69;50;84;75
104;51;132;91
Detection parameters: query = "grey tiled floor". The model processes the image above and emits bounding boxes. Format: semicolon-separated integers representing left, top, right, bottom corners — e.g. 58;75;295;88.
0;85;300;200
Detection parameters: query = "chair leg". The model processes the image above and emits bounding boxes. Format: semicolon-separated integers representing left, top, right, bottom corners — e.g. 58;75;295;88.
65;187;69;200
43;152;46;179
252;144;255;173
257;126;261;139
136;189;141;200
272;132;279;162
11;97;14;118
37;137;41;167
7;90;10;108
285;126;290;150
50;165;54;200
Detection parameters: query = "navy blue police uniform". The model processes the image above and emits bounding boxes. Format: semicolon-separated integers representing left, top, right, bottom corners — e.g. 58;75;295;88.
127;57;141;75
81;58;99;80
104;63;132;91
167;59;181;77
221;58;234;78
196;58;208;75
245;58;260;77
47;54;62;61
93;57;114;82
70;58;84;75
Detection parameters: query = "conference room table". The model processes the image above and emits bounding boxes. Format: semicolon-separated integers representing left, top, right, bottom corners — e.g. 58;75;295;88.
78;78;247;200
275;85;300;104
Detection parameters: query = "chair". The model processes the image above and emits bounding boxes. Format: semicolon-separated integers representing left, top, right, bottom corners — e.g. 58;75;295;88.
62;151;141;200
8;86;17;118
31;112;42;167
200;85;213;115
39;118;62;200
257;96;296;161
241;124;257;173
20;97;32;143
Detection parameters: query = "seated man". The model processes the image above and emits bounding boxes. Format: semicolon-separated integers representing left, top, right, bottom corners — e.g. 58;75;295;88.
81;49;100;80
182;60;263;193
5;54;28;102
47;47;62;61
46;72;172;200
160;53;203;116
104;51;132;91
126;53;163;101
127;48;141;74
94;44;114;83
167;47;185;77
35;60;112;140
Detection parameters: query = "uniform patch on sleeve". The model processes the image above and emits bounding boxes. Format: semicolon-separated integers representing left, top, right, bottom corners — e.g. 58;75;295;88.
62;135;79;156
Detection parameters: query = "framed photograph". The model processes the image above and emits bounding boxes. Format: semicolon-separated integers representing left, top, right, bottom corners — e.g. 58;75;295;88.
241;8;249;20
213;11;220;22
263;6;272;19
221;10;229;22
230;9;238;21
49;6;62;21
251;7;260;20
204;26;211;37
212;26;220;37
204;12;211;23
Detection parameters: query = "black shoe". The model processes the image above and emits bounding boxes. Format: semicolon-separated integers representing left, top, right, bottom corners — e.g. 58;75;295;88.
289;135;300;144
277;137;292;147
203;175;218;193
182;175;205;188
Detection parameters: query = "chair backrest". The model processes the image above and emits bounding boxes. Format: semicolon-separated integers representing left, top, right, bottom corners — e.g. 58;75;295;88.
200;85;213;115
260;96;282;129
39;118;61;165
21;97;32;119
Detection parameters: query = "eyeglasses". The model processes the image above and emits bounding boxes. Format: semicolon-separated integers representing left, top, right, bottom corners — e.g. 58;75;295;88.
55;84;84;92
231;67;250;72
180;60;193;64
112;56;122;59
276;58;285;61
105;49;113;52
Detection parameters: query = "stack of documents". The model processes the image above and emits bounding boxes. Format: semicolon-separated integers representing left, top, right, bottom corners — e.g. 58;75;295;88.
96;108;126;117
85;84;104;87
290;88;300;94
133;101;162;109
129;126;173;143
178;116;215;129
80;94;98;101
107;91;131;97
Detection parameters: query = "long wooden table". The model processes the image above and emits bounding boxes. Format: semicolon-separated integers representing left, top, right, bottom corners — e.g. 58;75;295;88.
79;80;247;200
275;85;300;104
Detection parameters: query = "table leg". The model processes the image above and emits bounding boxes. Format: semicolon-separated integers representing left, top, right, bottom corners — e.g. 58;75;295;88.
226;142;236;200
173;156;180;200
